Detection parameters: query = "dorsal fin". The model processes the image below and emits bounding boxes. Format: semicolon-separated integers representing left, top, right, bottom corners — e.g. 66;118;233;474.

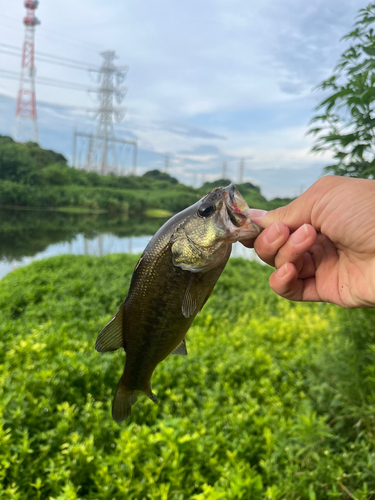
95;304;124;353
171;338;187;355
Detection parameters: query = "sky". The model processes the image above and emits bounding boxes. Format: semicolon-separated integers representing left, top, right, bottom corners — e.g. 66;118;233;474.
0;0;365;198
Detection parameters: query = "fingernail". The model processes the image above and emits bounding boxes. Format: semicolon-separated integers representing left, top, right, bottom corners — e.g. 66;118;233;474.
264;222;281;244
276;263;288;279
249;209;268;219
290;224;309;246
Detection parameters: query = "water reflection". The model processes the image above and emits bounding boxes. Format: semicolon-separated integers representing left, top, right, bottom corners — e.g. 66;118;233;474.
0;208;164;260
0;209;262;279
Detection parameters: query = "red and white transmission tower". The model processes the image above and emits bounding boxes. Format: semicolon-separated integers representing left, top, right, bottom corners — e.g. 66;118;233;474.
14;0;40;143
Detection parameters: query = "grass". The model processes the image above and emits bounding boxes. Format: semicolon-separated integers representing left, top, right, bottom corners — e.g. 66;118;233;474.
0;255;374;499
145;208;174;218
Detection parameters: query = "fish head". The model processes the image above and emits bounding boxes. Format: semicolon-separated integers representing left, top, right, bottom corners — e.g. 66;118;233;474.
221;183;263;243
171;184;262;272
184;183;262;243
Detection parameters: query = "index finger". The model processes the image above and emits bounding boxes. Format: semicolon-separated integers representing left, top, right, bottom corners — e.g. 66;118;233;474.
253;221;290;266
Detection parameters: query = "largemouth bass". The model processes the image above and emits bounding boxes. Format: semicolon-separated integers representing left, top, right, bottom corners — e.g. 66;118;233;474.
95;184;261;421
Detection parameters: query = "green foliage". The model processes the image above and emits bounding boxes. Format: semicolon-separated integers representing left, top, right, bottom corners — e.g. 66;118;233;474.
0;136;289;212
236;182;276;209
308;3;375;178
265;197;295;211
198;180;275;211
0;136;14;146
38;164;81;186
0;181;199;215
200;179;260;195
1;256;375;498
143;169;179;184
25;142;67;170
0;142;38;185
309;308;375;439
0;136;196;213
200;178;234;191
0;136;67;186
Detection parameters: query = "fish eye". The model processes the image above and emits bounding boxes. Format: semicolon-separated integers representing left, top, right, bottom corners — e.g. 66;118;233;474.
198;203;215;218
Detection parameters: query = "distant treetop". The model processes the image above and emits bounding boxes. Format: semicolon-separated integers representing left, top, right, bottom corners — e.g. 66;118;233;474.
143;169;179;184
0;136;67;184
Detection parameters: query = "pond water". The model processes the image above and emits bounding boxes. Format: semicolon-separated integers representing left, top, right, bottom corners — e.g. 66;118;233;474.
0;209;262;279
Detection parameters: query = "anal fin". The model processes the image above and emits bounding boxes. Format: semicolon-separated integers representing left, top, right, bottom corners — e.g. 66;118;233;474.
171;338;187;355
95;303;124;353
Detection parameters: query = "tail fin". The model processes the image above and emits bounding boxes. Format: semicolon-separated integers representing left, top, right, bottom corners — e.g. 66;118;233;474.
112;380;159;422
112;380;138;422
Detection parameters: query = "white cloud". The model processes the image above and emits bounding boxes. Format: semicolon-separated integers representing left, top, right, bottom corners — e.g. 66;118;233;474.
0;0;363;196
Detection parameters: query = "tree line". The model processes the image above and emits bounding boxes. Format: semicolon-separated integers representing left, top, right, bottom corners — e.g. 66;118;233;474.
0;136;283;213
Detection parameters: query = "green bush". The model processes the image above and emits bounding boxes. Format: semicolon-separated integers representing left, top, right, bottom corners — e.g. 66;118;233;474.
0;143;38;185
0;136;289;212
1;256;374;498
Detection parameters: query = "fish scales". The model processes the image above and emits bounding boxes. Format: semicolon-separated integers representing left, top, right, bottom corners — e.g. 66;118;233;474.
123;245;226;391
122;205;227;390
95;184;262;421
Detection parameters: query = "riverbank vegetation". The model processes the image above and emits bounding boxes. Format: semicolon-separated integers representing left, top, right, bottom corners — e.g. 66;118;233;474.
0;136;291;214
1;255;374;498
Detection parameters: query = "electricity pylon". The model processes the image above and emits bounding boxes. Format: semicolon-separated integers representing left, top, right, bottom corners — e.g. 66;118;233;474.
73;51;137;175
14;0;40;143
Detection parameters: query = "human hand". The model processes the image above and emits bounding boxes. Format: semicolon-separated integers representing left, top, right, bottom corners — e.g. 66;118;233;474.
245;176;375;308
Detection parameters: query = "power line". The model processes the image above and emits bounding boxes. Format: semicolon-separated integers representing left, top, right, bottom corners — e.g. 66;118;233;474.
35;30;101;55
0;49;97;72
0;68;89;91
0;43;99;71
0;83;95;112
0;20;100;56
0;14;102;54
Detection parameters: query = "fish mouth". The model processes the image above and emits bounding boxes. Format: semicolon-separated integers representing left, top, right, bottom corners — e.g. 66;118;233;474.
225;183;249;227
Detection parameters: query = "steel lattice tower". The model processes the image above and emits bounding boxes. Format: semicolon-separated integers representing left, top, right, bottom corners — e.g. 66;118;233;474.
73;51;137;175
89;51;127;174
14;0;40;143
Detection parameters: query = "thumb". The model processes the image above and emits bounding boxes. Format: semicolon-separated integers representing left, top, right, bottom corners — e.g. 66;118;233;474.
250;187;321;232
249;176;353;235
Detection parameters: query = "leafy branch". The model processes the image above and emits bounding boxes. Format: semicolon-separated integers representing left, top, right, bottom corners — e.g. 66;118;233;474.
308;2;375;178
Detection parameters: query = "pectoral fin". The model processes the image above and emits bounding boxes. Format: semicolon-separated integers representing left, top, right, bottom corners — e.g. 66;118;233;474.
182;274;203;318
95;304;124;352
171;338;187;355
182;274;216;319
